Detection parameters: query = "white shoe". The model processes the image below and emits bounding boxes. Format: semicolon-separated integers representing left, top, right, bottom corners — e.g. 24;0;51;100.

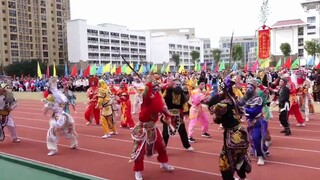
47;150;57;156
110;131;118;135
265;141;272;147
306;117;309;122
257;156;265;166
296;123;305;127
71;144;78;149
135;171;143;180
160;163;174;171
186;146;194;152
102;134;111;139
129;127;134;130
86;122;91;126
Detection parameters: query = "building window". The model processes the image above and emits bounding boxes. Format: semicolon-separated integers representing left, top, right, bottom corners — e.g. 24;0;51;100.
307;16;316;23
298;49;304;57
307;25;316;29
307;32;316;35
298;38;304;46
43;52;48;57
298;27;304;36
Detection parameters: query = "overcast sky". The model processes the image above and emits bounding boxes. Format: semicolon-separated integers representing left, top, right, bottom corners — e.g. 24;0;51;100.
70;0;307;47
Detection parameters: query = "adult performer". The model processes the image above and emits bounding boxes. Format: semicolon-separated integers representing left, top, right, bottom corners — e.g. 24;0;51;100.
84;77;100;125
130;73;174;180
208;76;251;180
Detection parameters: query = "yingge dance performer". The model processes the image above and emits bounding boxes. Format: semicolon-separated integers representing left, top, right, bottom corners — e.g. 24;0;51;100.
130;73;174;180
208;77;251;180
43;78;78;156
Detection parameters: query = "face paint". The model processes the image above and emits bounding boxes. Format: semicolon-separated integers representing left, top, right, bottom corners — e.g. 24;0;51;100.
246;84;254;95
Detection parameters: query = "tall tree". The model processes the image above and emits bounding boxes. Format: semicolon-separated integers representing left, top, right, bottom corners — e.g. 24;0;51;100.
190;50;200;64
171;53;180;67
232;44;243;63
304;39;320;66
212;48;221;65
280;43;292;64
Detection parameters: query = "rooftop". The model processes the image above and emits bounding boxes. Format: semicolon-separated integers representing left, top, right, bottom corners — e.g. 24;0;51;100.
271;19;307;27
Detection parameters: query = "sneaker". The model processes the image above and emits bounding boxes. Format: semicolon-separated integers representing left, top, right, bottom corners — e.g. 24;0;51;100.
265;151;270;157
265;141;272;147
135;171;143;180
201;132;211;138
296;123;305;127
102;134;111;139
160;163;174;171
129;127;134;130
47;150;57;156
186;146;194;152
12;138;21;143
71;144;78;149
188;137;196;143
257;156;265;166
110;131;118;135
306;117;309;122
86;122;91;126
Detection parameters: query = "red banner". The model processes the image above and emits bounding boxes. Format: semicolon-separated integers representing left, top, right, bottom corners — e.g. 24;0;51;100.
258;29;270;59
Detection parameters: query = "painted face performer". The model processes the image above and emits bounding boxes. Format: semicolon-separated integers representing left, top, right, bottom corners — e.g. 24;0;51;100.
84;77;100;125
239;78;268;166
161;78;193;151
208;76;251;180
130;73;174;180
97;80;117;139
43;78;78;156
132;78;145;114
0;83;20;143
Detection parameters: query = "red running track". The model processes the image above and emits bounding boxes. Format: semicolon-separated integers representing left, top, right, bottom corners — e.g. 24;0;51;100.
1;99;320;180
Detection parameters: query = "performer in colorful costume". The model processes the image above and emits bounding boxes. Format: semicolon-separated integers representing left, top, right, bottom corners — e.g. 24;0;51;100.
132;78;145;114
84;77;100;125
61;81;76;114
97;80;117;138
0;83;21;143
208;76;251;180
43;78;78;156
239;78;268;166
119;91;135;129
161;78;193;151
130;73;174;180
286;75;305;127
298;80;314;122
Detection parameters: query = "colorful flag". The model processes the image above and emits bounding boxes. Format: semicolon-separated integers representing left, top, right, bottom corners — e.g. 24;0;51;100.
210;62;214;71
134;63;139;71
90;64;96;75
103;63;111;73
64;63;68;77
96;66;103;75
290;58;300;70
53;61;57;77
178;63;184;73
116;66;122;75
307;57;314;66
138;65;143;74
275;58;281;71
250;60;259;72
202;62;207;71
231;62;237;71
259;59;270;69
244;63;248;72
37;62;42;78
126;63;133;74
71;64;77;77
79;66;83;77
219;61;225;71
153;64;158;73
83;65;90;77
161;65;165;73
111;64;116;74
166;65;170;73
283;57;291;69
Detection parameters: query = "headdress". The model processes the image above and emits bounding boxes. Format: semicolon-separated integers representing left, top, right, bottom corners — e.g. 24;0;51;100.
247;78;258;89
88;77;99;87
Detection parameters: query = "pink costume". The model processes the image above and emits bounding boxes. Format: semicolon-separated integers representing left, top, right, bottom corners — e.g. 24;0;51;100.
187;93;210;138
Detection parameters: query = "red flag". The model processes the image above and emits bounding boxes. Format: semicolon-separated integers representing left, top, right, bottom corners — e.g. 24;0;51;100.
250;60;259;72
83;65;90;77
244;64;248;72
283;57;291;69
214;63;219;72
71;64;78;77
316;62;320;69
46;64;50;78
116;66;122;75
202;62;207;71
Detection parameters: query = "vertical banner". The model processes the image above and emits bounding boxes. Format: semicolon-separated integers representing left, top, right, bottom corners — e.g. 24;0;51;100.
258;29;270;59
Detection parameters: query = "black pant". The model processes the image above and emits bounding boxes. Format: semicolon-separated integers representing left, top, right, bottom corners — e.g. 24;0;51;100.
221;160;248;180
279;110;289;128
162;122;191;149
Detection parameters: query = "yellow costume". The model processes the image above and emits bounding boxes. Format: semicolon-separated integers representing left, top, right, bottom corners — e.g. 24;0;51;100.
97;80;117;138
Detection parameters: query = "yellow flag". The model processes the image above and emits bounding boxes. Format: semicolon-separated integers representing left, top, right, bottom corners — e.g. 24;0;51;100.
153;64;158;73
37;62;42;78
111;64;116;74
178;63;184;73
259;59;270;69
126;63;133;74
165;65;170;73
138;65;143;74
103;63;111;73
53;61;57;77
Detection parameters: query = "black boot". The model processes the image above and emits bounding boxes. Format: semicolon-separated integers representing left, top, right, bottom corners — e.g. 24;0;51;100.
280;129;286;133
285;127;291;136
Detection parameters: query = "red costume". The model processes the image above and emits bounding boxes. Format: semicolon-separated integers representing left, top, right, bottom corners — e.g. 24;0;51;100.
119;92;135;128
130;82;171;172
287;78;305;124
84;77;100;125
